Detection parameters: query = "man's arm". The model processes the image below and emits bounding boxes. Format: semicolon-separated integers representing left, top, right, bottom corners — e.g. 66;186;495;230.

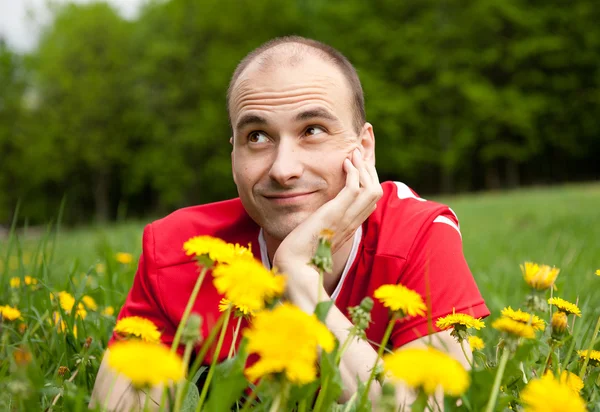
90;348;170;411
287;266;471;408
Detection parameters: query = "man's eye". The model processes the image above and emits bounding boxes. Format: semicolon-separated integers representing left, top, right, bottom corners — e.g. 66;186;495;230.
304;126;326;137
248;131;268;143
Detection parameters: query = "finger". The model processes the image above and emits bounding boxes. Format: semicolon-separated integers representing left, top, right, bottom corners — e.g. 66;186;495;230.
341;157;360;195
351;149;370;188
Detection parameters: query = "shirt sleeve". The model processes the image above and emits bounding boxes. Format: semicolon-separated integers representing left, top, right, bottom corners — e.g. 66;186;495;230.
390;210;490;348
109;224;178;352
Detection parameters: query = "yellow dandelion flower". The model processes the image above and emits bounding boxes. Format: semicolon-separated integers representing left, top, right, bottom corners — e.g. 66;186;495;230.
520;373;586;412
547;297;581;317
108;340;184;389
24;276;37;286
95;263;105;274
374;284;426;318
212;258;286;314
468;336;485;351
501;307;545;331
435;311;485;331
81;296;98;311
115;252;133;265
75;304;87;320
243;303;335;384
218;298;252;316
544;370;584;394
551;311;568;334
102;306;115;316
577;349;600;366
183;236;253;264
595;269;600;276
51;312;77;337
0;305;22;321
492;317;536;339
521;262;560;290
383;346;470;396
10;277;20;288
114;316;162;343
50;291;76;312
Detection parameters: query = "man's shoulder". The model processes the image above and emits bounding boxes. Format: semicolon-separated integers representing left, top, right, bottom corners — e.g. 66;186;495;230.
364;181;458;257
144;198;259;268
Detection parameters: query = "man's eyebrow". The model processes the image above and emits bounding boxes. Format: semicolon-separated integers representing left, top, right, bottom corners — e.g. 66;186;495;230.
295;108;339;123
235;114;268;131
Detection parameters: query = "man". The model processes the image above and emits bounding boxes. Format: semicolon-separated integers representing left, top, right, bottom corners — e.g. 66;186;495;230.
91;36;489;409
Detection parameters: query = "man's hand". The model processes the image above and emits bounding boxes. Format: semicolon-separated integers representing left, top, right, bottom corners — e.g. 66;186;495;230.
273;148;382;275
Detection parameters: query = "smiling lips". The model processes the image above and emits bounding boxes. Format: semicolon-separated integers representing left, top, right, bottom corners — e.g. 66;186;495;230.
263;191;316;205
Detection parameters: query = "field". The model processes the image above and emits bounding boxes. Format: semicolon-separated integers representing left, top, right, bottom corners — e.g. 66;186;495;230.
1;182;599;410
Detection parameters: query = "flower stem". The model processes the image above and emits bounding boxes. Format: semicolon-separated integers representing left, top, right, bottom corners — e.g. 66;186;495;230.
579;315;600;379
173;341;195;412
484;347;510;412
539;341;557;377
313;376;330;412
239;380;260;412
228;316;243;359
196;307;231;412
335;330;356;365
359;312;399;410
459;340;473;369
410;389;428;412
269;381;289;412
171;266;209;353
318;268;324;302
142;388;151;412
185;313;226;384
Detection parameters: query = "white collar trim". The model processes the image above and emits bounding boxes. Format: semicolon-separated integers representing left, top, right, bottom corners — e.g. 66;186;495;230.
258;226;362;300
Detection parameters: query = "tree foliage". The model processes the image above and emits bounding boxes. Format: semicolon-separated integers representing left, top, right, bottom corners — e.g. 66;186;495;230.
0;0;598;224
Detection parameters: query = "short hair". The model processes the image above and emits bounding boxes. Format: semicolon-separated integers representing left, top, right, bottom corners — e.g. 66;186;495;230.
227;36;366;134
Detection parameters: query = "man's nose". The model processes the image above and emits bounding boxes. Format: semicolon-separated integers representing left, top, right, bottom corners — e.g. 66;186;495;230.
268;139;304;187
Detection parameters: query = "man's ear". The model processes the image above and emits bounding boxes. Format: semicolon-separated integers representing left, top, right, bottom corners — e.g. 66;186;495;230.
230;137;237;186
358;122;375;165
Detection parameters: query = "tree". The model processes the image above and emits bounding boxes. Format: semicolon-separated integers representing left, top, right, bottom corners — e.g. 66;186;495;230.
33;3;134;222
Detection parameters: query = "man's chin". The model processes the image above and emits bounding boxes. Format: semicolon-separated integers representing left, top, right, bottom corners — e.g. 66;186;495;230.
261;216;307;242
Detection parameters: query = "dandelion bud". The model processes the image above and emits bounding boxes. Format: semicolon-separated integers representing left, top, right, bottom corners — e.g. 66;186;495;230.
348;300;373;340
58;366;70;377
13;348;32;366
18;323;27;334
359;296;374;312
182;314;203;345
84;337;93;349
310;229;334;273
551;311;568;337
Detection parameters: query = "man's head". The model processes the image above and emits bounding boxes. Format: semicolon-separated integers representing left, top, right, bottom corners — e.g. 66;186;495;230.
228;36;375;242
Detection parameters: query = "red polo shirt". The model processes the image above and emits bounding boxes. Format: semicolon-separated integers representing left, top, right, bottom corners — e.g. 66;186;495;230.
111;181;489;361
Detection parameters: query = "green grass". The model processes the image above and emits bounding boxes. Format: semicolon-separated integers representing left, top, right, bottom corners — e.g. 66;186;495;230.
1;182;599;410
9;182;597;311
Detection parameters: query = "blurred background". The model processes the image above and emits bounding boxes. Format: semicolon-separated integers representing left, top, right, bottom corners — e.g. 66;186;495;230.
1;0;599;225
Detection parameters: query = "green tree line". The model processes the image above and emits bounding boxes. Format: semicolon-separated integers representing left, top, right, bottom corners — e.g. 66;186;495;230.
0;0;598;224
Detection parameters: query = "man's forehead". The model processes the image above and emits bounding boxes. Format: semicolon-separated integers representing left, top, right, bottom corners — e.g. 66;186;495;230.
229;52;351;118
232;49;347;98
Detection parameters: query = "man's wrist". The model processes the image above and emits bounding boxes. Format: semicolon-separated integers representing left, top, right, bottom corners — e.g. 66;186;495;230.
282;263;330;313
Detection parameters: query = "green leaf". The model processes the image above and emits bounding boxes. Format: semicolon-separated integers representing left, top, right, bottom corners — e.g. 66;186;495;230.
181;382;200;412
314;300;334;323
191;366;208;385
313;343;344;411
204;340;249;411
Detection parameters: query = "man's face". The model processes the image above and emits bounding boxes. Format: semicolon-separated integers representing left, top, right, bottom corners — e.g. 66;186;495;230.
229;53;365;241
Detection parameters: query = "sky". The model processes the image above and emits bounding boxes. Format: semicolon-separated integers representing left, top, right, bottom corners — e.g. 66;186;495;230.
0;0;146;51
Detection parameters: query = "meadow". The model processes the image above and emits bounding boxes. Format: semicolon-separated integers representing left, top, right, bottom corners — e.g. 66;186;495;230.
1;182;599;410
